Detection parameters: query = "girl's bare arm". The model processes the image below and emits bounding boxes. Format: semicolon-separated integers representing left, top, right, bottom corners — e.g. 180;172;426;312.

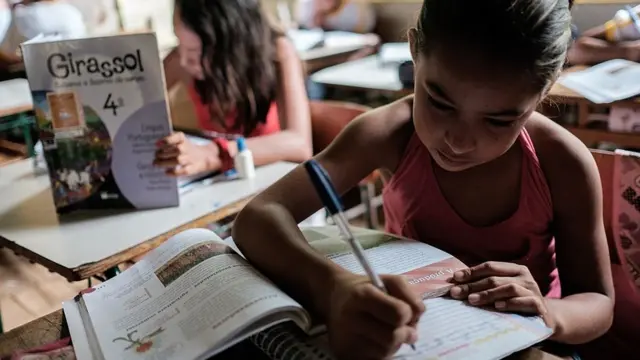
530;115;615;344
233;98;413;319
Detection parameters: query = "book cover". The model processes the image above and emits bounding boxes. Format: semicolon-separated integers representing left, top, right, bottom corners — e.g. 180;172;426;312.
21;32;179;213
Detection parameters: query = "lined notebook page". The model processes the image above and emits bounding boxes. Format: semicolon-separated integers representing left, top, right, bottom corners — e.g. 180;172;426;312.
394;297;552;360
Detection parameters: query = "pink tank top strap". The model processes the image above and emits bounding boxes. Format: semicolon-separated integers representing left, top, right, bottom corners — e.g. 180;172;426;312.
518;129;554;221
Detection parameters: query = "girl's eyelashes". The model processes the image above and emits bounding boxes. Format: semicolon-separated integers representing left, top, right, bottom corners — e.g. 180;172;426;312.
486;118;516;128
426;94;455;112
425;93;518;128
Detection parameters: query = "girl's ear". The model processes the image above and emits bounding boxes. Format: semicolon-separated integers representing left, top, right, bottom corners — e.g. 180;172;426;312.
407;28;419;64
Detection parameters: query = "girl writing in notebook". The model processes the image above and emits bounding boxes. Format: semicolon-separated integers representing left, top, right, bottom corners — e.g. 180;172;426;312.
233;0;635;359
154;0;312;177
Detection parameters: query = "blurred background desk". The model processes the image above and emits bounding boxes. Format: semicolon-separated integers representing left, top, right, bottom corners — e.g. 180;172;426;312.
0;160;296;282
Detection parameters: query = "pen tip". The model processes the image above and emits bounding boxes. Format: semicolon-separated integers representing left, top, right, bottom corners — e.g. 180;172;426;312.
411;344;416;351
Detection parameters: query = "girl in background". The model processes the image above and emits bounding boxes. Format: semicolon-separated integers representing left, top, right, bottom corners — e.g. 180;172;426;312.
155;0;312;177
296;0;376;34
0;0;21;80
233;0;638;358
568;4;640;65
0;0;86;81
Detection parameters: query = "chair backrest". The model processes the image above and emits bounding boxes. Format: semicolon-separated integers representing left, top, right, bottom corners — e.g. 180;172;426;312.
310;100;371;155
591;149;640;291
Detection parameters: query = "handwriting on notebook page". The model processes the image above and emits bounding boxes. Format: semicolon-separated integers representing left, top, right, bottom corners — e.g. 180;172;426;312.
394;298;552;360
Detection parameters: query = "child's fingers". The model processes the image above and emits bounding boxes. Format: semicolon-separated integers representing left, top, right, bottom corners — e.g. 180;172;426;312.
159;132;186;146
381;275;426;324
154;155;190;169
467;283;532;306
493;296;546;315
357;286;413;328
450;276;511;299
155;147;180;160
353;314;416;353
453;262;525;283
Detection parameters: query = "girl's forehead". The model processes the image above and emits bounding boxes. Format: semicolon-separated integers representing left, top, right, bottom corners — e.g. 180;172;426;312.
174;19;201;48
417;50;541;110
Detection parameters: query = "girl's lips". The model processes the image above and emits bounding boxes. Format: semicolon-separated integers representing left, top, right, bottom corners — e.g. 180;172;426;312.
437;149;471;164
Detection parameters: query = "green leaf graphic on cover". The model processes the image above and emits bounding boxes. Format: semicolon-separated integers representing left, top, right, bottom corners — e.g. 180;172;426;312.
112;327;164;353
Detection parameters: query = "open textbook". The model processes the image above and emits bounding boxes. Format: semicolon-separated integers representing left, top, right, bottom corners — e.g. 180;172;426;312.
63;227;552;360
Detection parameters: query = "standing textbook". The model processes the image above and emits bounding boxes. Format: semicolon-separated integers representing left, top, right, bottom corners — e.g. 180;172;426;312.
21;32;179;213
63;227;552;360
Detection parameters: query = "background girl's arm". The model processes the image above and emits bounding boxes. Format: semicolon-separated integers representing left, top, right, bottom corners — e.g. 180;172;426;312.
532;116;615;344
567;24;640;65
233;99;412;318
238;37;313;165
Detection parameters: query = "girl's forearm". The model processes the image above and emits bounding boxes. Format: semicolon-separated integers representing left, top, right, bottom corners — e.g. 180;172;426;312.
231;130;312;166
546;293;614;344
233;199;345;320
567;37;634;65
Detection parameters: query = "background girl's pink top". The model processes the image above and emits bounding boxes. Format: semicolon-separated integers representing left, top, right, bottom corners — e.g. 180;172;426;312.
187;83;281;137
383;130;561;298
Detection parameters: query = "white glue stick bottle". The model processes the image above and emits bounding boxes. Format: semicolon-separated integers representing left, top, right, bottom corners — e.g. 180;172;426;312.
234;136;255;179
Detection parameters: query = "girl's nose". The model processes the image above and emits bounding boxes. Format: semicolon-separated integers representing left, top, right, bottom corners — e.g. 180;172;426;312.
444;126;476;155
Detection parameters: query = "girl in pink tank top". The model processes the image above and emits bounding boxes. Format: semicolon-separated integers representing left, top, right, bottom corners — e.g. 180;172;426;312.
233;1;637;359
384;129;561;298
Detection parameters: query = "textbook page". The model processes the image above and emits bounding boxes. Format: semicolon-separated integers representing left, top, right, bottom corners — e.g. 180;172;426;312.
302;226;468;299
69;229;309;360
394;297;552;359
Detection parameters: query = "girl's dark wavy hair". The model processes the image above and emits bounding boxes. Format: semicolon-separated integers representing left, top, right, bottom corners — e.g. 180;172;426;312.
175;0;283;135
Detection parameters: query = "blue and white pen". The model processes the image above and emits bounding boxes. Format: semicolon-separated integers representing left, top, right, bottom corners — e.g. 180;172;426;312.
304;159;416;351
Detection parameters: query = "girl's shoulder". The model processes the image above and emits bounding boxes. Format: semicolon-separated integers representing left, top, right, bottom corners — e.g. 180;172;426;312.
525;112;592;166
357;95;414;144
525;113;601;202
342;95;415;171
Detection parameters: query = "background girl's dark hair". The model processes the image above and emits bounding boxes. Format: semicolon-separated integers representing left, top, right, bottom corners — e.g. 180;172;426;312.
175;0;283;135
415;0;574;90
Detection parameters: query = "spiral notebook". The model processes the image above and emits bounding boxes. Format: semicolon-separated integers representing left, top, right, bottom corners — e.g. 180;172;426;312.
249;297;552;360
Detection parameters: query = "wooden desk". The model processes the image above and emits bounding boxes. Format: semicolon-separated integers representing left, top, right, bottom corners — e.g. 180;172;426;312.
0;309;563;360
310;55;409;95
0;79;32;118
300;33;380;74
546;66;640;148
0;79;34;158
0;160;296;281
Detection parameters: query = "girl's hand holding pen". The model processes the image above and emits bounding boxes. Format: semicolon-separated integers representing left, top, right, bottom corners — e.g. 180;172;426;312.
328;272;425;360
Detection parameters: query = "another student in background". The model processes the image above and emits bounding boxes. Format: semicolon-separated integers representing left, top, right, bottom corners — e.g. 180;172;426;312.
11;0;86;40
568;4;640;65
0;0;86;81
0;0;23;80
154;0;312;177
296;0;376;34
234;0;638;359
294;0;379;100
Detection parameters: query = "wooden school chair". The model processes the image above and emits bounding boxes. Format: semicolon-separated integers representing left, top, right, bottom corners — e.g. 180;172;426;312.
310;100;381;228
589;149;640;357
